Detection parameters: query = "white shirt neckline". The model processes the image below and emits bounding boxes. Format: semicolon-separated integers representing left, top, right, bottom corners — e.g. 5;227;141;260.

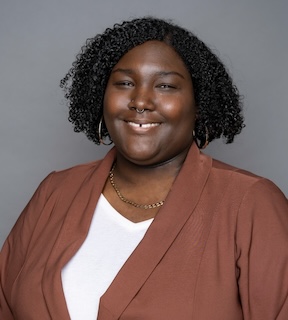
61;194;154;320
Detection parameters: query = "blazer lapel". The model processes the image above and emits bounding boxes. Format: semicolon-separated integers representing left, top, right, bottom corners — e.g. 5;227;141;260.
42;148;117;319
98;143;212;319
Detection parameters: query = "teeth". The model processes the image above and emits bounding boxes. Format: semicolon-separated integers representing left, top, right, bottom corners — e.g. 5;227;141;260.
127;122;160;128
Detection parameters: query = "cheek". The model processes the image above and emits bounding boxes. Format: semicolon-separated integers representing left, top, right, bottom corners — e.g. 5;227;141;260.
103;94;126;138
103;90;129;117
161;97;196;123
103;92;116;135
103;97;118;125
103;88;115;113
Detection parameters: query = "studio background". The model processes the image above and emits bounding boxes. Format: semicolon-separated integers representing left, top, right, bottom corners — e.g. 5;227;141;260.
1;0;287;246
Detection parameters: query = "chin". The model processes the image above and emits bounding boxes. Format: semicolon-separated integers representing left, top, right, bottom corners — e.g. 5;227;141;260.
119;147;162;165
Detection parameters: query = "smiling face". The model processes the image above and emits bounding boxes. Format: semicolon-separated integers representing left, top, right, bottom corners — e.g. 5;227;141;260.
103;40;197;166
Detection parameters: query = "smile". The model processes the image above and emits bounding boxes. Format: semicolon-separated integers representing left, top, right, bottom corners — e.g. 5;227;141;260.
126;121;160;128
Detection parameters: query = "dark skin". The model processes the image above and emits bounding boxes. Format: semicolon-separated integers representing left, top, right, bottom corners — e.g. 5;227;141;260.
103;41;197;222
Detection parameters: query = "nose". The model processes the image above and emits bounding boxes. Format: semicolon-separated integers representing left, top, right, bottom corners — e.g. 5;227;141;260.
128;86;155;112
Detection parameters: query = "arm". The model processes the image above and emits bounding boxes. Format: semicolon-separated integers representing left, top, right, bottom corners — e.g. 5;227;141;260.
0;173;54;319
236;178;288;319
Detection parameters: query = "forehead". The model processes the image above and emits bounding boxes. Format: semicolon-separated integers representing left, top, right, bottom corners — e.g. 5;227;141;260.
113;40;189;75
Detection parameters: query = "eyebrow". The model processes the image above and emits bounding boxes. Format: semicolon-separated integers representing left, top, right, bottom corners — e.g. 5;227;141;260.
111;68;185;79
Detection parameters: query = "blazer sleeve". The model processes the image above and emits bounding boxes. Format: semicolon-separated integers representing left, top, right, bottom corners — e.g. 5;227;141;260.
0;172;54;319
236;178;288;319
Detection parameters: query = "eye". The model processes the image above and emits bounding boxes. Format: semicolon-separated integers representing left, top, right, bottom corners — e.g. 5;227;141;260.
114;80;134;87
156;83;177;90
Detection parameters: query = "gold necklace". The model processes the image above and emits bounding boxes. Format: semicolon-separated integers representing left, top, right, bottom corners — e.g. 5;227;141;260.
109;163;165;210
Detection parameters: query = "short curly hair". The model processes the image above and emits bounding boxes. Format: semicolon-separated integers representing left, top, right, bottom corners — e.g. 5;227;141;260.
60;16;244;146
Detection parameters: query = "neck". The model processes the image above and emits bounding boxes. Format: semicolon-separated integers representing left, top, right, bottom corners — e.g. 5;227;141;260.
102;145;193;221
114;145;191;184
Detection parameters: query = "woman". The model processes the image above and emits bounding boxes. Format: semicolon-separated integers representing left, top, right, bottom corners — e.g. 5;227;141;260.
1;17;287;320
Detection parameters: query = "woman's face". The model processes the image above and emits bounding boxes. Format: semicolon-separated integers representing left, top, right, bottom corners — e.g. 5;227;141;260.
103;40;196;166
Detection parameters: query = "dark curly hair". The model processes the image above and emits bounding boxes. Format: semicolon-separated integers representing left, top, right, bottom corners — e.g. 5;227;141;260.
60;17;244;146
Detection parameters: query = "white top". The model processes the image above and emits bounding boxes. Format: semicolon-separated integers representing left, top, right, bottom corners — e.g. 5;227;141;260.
61;194;153;320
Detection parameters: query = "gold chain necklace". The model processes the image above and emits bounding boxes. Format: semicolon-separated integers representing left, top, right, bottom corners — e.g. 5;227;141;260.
109;163;165;210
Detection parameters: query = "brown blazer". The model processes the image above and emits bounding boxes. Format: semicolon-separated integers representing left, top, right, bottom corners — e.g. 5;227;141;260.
1;143;288;319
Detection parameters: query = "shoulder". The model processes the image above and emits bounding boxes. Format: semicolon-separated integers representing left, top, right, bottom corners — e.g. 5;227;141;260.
211;157;262;182
50;159;103;184
34;159;102;196
199;155;287;213
210;157;285;195
209;159;288;234
48;147;116;185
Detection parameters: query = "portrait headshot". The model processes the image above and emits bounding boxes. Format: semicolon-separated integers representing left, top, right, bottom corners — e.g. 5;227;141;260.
1;0;287;319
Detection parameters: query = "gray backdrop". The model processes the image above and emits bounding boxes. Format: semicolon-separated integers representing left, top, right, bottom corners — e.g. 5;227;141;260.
1;0;287;246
